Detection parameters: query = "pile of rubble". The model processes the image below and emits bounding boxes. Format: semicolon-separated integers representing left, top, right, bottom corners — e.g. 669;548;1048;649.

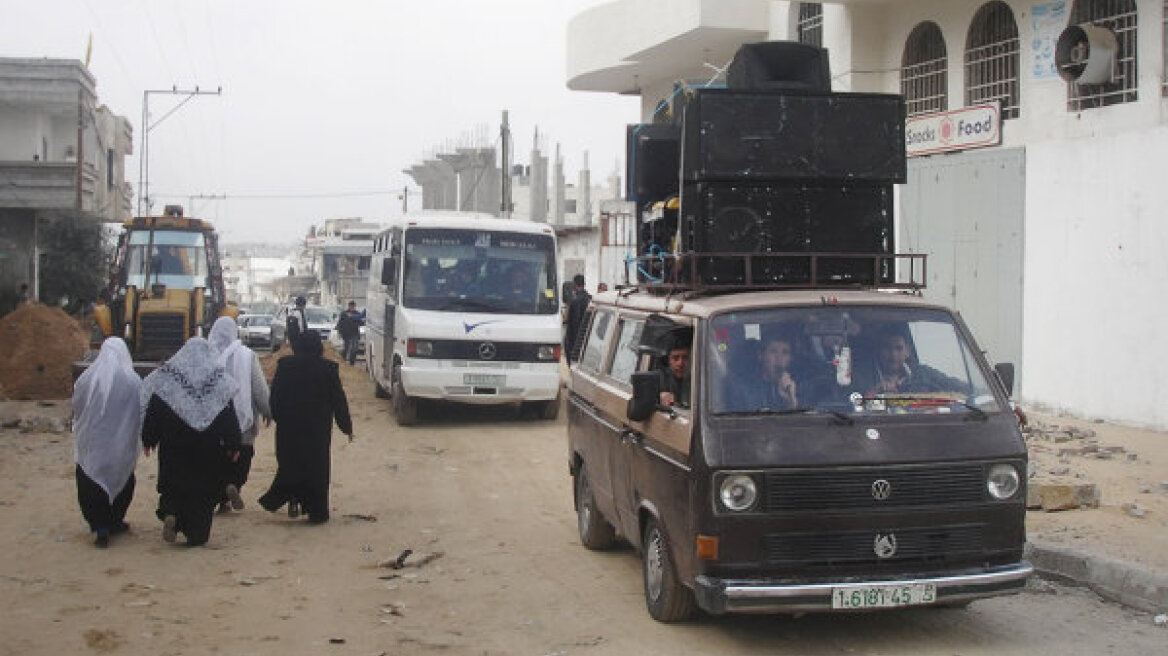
0;303;88;400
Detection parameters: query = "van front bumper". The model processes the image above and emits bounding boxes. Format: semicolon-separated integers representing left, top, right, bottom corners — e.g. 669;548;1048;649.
693;562;1033;614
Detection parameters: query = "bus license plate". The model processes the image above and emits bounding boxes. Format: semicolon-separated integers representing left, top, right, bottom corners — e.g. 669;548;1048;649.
464;374;505;386
831;583;937;609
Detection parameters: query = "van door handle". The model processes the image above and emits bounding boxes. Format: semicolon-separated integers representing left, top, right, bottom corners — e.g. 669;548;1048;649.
620;428;643;445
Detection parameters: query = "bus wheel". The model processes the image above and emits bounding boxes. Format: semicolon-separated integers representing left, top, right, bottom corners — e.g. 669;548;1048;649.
392;364;418;426
374;380;389;399
536;391;561;420
642;518;695;622
575;464;615;550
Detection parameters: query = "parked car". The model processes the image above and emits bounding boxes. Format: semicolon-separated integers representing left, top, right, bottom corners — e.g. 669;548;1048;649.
236;314;274;347
270;304;335;350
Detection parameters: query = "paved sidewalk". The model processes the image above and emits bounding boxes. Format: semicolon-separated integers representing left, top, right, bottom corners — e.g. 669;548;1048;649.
1027;540;1168;613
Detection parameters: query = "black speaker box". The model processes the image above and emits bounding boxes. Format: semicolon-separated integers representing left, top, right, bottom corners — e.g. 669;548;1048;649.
679;89;906;183
726;41;831;92
678;182;894;285
626;124;681;203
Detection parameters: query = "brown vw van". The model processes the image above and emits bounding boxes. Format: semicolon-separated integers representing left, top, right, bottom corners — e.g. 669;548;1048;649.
566;286;1032;621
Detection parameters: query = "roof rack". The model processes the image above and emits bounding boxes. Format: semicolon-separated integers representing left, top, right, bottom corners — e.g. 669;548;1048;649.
628;252;927;295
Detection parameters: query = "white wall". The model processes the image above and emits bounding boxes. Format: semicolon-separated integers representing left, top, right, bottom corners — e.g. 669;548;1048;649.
1024;126;1168;428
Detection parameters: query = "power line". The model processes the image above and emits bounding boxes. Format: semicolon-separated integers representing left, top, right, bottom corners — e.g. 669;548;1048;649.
152;190;399;200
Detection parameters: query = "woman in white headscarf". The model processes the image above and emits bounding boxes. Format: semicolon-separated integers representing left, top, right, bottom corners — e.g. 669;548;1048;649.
208;316;271;513
140;337;242;546
72;337;141;548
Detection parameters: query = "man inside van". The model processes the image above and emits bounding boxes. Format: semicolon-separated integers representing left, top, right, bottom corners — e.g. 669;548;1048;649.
745;331;800;411
658;339;691;409
860;327;967;396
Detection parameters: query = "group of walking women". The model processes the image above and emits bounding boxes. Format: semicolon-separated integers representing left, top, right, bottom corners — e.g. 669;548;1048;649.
71;316;354;548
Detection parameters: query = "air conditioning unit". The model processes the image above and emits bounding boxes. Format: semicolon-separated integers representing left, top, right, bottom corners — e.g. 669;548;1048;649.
1055;23;1118;85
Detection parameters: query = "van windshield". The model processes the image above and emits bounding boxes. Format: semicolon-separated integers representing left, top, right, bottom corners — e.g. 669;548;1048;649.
707;306;1002;417
402;228;558;314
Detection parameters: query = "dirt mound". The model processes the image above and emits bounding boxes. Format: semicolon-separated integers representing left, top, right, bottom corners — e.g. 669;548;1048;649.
0;303;88;400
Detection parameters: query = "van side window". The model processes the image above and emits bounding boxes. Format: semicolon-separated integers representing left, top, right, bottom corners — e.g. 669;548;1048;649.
578;310;612;373
607;317;644;387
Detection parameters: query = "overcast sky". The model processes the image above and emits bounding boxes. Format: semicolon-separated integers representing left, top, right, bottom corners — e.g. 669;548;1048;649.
1;0;639;243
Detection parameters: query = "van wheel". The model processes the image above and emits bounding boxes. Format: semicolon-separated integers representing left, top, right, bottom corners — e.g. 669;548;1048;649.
575;465;615;550
642;518;695;622
392;364;418;426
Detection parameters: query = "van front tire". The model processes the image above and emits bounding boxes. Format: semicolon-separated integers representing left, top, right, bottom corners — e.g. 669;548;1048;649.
392;365;418;426
642;518;695;622
575;465;615;550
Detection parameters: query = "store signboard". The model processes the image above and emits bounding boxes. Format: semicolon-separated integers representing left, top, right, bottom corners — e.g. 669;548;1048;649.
905;103;1002;157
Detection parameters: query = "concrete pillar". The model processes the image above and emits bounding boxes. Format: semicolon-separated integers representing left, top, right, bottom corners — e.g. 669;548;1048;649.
530;131;548;223
552;144;565;225
577;150;591;226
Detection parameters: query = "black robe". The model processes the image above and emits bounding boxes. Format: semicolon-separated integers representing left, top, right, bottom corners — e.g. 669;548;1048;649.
259;354;352;522
141;396;241;546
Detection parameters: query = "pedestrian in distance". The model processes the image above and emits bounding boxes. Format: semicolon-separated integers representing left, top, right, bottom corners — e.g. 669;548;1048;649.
259;332;354;524
208;316;272;514
564;274;590;364
286;296;309;354
140;338;242;546
335;301;362;366
71;337;141;548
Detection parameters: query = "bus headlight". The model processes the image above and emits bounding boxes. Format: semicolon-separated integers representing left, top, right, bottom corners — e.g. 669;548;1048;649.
717;473;759;512
986;464;1020;500
537;344;561;360
407;339;433;357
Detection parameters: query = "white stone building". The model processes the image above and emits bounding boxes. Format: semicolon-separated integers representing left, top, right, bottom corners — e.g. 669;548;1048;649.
567;0;1168;429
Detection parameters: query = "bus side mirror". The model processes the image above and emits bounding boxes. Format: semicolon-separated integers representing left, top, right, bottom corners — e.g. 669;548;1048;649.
381;258;397;286
994;362;1015;396
627;370;662;422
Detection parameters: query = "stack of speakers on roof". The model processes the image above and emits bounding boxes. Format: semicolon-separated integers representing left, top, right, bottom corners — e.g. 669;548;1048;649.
628;41;907;286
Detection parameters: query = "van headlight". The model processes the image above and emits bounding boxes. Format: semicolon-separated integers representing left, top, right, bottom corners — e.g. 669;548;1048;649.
986;464;1021;500
717;473;759;512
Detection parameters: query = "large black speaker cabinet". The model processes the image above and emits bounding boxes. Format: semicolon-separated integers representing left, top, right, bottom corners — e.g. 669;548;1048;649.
678;182;893;285
680;89;906;183
726;41;831;92
626;124;681;203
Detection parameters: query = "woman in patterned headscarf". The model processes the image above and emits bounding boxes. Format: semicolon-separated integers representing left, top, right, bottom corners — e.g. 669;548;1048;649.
71;337;141;548
140;337;242;546
208;316;271;513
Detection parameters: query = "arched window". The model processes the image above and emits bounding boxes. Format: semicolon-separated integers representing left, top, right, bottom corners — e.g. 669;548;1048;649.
965;2;1021;119
1068;0;1138;110
798;3;823;47
901;22;948;116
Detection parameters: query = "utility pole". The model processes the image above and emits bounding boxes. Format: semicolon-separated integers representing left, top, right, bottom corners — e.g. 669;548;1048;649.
500;109;512;219
138;85;222;216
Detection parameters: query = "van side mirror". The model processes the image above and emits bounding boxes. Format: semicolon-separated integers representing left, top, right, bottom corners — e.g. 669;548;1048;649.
627;370;662;421
381;258;397;286
994;362;1015;396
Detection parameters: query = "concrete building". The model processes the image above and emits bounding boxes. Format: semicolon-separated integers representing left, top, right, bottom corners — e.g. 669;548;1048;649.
567;0;1168;429
0;58;133;304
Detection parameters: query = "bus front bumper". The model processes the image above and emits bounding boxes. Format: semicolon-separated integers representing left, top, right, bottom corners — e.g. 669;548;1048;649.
693;562;1033;614
401;364;560;404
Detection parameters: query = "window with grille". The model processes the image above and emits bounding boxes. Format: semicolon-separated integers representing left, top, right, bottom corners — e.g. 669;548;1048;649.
965;2;1021;119
901;22;949;116
1067;0;1138;110
798;3;823;47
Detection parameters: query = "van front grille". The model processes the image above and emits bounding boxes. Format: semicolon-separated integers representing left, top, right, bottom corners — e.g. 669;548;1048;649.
762;523;985;567
764;464;986;512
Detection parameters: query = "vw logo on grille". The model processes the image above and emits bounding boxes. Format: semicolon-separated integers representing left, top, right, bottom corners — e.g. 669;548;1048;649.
478;342;497;360
871;479;892;501
873;533;898;559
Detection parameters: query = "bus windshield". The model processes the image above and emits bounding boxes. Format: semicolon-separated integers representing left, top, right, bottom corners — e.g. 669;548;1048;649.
124;230;209;290
706;306;1002;417
402;228;558;314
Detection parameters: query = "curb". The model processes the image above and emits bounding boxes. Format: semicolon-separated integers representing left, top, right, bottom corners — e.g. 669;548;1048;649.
1026;540;1168;613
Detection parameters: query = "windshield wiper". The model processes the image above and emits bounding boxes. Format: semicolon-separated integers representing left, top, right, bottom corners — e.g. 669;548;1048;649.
719;406;854;425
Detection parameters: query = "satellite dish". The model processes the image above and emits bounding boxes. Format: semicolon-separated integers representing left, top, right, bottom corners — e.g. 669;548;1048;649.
1055;23;1118;84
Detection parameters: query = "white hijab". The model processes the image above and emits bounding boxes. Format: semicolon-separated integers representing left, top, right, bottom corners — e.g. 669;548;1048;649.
140;337;238;431
72;337;141;502
208;316;255;431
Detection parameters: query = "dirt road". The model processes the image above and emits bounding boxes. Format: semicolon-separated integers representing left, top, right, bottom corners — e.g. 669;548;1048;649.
0;360;1164;655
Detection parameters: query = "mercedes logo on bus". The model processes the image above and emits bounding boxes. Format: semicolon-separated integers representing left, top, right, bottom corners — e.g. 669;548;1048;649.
871;479;892;501
478;342;497;360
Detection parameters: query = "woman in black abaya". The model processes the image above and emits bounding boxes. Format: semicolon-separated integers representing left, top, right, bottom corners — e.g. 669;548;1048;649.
140;337;241;546
259;332;353;524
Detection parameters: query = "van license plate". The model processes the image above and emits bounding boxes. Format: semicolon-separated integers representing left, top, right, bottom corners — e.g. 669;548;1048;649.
464;374;505;386
831;583;936;609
